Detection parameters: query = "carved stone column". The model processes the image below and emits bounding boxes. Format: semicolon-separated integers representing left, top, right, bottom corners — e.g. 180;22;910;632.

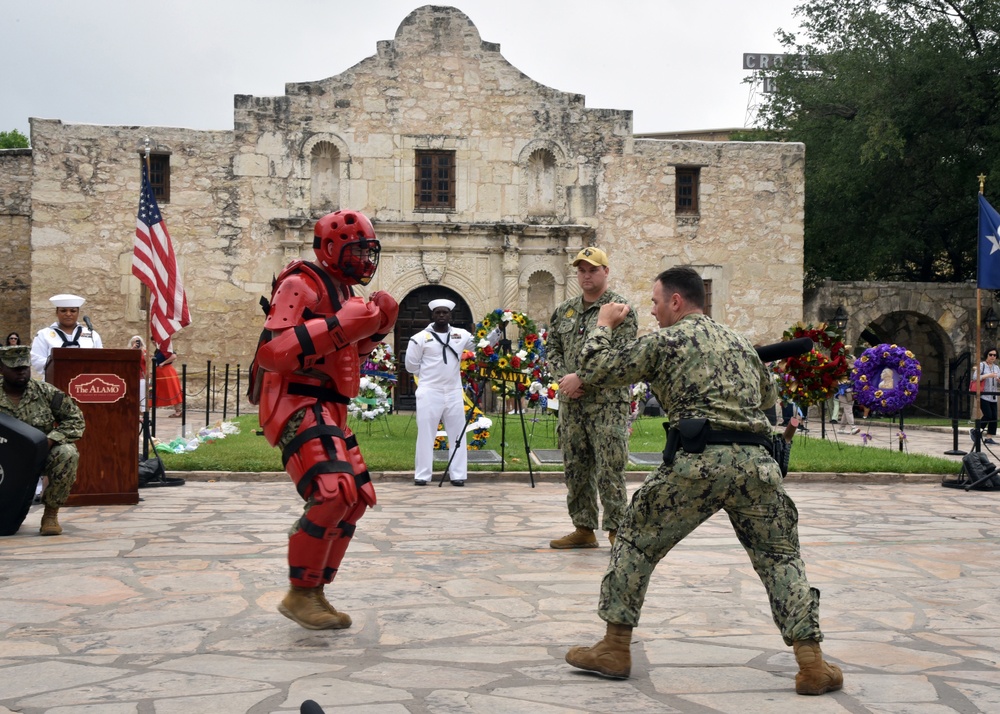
501;236;520;309
564;254;582;301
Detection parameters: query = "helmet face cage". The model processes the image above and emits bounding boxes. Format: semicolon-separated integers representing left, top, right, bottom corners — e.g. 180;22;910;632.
312;210;380;285
338;240;381;286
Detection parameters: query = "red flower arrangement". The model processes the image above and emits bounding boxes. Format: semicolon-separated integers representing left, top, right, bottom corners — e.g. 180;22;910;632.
775;322;849;407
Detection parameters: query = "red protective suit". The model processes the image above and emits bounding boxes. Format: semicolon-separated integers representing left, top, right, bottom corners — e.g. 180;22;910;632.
255;258;397;589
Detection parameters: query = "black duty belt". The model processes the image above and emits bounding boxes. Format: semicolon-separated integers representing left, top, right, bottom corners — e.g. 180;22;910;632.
662;419;772;466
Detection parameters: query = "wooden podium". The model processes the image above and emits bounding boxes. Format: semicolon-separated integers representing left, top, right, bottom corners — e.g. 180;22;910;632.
46;348;141;506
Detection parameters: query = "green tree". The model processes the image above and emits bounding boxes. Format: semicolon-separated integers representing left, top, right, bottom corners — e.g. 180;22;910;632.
0;129;29;149
753;0;1000;285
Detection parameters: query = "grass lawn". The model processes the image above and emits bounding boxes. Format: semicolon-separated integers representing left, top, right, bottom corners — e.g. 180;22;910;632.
158;412;960;475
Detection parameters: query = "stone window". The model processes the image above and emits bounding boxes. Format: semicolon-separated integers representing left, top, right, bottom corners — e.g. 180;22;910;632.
145;154;170;203
703;279;712;318
310;142;341;214
675;166;699;215
415;150;455;210
526;148;556;215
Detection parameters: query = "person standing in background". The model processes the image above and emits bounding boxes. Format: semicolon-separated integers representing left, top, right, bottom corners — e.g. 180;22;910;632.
546;247;637;549
154;343;184;417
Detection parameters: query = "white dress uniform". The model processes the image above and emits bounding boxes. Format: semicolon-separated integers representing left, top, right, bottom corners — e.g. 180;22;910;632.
30;294;103;379
405;323;474;483
30;323;103;377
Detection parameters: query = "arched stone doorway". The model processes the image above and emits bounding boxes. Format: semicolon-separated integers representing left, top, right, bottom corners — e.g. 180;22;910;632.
857;310;954;417
393;286;473;411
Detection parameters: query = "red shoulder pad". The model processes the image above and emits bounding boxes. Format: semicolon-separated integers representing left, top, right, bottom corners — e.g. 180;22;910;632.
264;269;322;331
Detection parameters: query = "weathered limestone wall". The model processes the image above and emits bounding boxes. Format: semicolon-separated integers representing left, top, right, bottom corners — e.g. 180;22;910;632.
25;120;271;364
601;139;805;340
18;5;805;373
0;149;33;338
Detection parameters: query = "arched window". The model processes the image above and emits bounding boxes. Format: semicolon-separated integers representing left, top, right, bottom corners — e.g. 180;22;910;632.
310;142;340;213
526;149;556;216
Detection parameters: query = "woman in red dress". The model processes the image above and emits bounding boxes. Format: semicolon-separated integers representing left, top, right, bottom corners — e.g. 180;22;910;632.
154;345;184;417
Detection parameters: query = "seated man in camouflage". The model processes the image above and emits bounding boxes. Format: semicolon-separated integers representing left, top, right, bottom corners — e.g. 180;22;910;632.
0;346;85;535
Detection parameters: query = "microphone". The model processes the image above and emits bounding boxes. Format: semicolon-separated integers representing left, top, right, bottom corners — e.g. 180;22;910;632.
754;337;814;363
83;316;94;333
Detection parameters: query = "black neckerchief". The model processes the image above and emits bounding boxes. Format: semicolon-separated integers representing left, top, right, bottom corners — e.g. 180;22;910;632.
429;328;460;364
58;325;82;348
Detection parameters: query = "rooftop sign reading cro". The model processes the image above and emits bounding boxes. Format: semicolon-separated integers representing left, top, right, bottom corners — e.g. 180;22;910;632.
742;53;790;70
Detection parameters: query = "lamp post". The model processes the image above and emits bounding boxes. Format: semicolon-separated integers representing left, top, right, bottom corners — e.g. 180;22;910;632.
984;307;999;333
831;305;849;334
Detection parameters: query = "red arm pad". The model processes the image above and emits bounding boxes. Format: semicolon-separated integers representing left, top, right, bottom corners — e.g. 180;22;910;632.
257;298;382;373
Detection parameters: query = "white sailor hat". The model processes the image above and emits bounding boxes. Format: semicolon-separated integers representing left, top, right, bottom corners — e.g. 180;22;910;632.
428;299;455;312
49;294;86;308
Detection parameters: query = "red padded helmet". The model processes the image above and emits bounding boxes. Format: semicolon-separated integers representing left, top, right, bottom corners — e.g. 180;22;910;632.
312;210;381;285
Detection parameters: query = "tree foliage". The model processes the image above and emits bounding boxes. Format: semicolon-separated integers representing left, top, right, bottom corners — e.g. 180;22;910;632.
0;129;29;149
753;0;1000;285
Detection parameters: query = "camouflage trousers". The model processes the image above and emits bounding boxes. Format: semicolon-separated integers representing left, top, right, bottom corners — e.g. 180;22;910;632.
598;444;823;645
42;443;79;509
557;398;628;532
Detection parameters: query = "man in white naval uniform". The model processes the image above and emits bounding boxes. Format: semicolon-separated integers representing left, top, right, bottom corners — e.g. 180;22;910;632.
30;294;103;378
405;298;476;487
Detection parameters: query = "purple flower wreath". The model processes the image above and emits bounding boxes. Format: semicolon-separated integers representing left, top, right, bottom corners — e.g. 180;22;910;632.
851;343;922;415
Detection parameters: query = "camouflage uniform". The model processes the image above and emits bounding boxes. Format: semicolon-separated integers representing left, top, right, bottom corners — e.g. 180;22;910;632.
547;289;637;532
578;313;824;645
0;378;85;508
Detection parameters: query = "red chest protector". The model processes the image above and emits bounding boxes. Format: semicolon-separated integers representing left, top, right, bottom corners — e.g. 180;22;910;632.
252;261;380;444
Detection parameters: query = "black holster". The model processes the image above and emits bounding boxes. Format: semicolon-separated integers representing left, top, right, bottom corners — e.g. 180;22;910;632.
662;418;773;466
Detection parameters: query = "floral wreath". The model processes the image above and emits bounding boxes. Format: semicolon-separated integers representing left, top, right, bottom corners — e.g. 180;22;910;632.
460;309;544;397
362;341;396;380
349;342;396;421
851;343;921;415
776;322;849;407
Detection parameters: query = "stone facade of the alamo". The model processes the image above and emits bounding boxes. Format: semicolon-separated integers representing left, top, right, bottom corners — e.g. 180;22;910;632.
0;5;804;403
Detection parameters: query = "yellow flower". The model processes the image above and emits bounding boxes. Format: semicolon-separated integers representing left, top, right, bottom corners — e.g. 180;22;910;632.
497;357;509;369
859;375;868;383
874;390;883;398
909;376;918;383
477;328;487;338
860;355;869;362
905;350;914;358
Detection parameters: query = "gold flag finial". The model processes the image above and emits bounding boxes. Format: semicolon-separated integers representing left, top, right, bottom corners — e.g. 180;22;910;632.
979;173;987;194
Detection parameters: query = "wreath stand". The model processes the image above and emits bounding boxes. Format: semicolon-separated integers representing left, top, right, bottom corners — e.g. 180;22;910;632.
436;370;536;488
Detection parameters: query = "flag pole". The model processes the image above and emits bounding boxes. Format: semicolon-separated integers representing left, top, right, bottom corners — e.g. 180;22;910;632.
974;174;988;436
141;137;154;456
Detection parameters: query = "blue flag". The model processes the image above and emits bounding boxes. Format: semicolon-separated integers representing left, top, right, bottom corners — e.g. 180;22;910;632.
979;195;1000;289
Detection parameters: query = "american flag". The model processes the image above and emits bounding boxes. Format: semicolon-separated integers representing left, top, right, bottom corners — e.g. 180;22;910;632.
132;162;191;345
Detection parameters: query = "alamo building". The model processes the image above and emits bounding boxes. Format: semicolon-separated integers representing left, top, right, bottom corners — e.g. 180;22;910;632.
0;5;804;406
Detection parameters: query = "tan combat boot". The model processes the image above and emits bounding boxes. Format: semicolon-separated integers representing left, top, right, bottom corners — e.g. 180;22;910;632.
39;506;62;536
565;623;633;679
608;530;617;546
278;586;352;630
793;640;843;695
549;526;598;549
315;586;353;628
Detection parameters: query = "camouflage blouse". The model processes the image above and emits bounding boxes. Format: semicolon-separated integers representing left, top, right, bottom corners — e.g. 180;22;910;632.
578;313;775;435
0;378;86;444
546;289;638;405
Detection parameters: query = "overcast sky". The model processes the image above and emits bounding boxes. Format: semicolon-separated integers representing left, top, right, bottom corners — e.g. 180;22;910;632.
2;0;803;138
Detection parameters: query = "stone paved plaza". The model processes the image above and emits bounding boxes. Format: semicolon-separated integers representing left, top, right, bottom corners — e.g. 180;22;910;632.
2;477;1000;713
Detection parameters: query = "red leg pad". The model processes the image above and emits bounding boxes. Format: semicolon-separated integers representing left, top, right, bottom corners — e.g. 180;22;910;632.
288;496;353;588
321;498;368;585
